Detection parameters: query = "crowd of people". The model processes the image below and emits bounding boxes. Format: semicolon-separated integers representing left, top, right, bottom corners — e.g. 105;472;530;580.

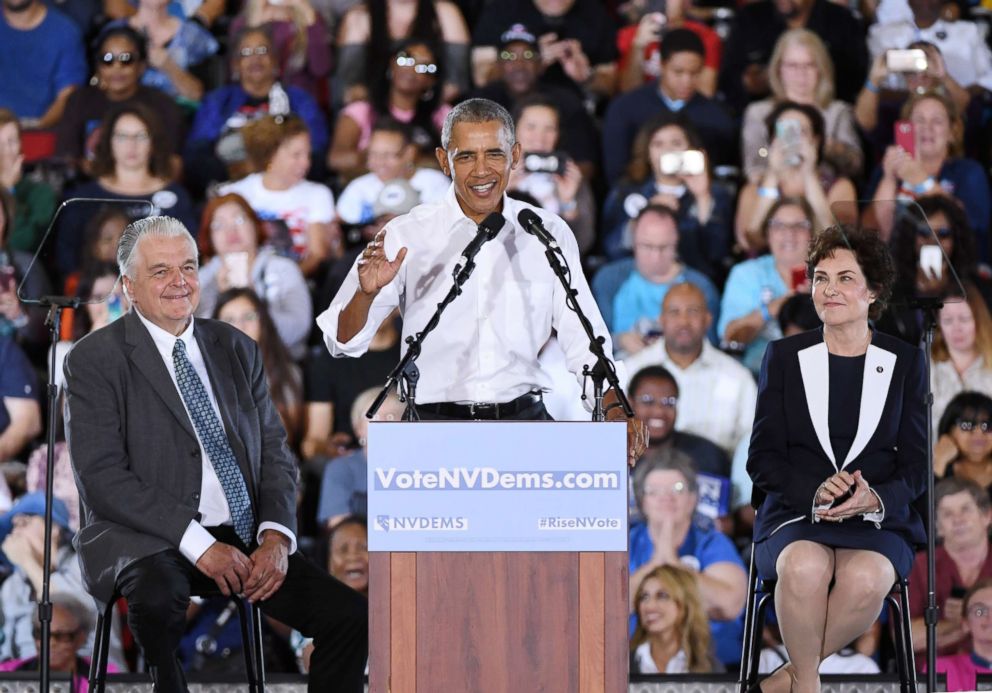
2;0;992;685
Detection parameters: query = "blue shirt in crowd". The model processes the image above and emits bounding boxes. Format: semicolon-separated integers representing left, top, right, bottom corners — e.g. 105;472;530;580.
0;337;38;437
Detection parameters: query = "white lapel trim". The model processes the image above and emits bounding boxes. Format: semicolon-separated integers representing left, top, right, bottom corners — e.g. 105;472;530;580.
798;342;836;469
842;344;896;469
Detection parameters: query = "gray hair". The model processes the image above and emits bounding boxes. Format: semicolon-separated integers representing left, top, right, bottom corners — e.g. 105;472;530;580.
117;216;198;278
632;447;698;512
440;98;516;152
32;591;95;638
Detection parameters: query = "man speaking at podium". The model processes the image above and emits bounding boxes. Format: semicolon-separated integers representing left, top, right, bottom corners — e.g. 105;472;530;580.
317;98;647;456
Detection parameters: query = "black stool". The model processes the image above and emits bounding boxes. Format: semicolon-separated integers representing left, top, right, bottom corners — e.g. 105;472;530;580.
88;588;266;693
738;547;916;693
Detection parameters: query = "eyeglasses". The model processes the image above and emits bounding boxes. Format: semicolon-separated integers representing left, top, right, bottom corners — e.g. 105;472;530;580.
99;51;136;66
635;395;677;408
780;60;817;72
111;131;150;143
968;604;992;619
768;219;812;233
643;481;689;497
917;227;953;239
633;241;676;254
956;419;992;433
239;45;269;58
500;49;538;62
395;53;437;74
34;629;80;644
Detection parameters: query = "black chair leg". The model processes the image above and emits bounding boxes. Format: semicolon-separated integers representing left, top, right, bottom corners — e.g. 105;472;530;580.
739;550;760;693
89;596;116;693
251;603;266;692
88;609;105;693
899;581;917;693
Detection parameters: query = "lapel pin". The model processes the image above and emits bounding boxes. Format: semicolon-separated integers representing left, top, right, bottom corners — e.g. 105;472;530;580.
876;366;884;373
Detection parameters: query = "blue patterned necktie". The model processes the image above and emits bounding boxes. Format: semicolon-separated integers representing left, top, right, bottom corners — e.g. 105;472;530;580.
172;338;255;546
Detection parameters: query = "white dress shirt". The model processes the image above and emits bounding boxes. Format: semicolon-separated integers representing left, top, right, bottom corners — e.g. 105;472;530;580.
622;338;757;455
868;18;992;91
317;185;617;405
135;310;295;564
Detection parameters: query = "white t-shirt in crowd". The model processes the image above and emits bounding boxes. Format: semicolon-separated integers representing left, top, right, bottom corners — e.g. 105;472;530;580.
336;168;451;224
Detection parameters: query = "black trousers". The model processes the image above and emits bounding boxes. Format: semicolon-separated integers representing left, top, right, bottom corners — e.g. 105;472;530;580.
116;526;367;693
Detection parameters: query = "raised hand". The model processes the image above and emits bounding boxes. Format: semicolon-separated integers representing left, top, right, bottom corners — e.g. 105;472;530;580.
357;229;408;297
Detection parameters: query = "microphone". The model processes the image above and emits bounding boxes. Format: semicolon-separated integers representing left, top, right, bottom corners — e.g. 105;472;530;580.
454;212;505;276
517;208;558;249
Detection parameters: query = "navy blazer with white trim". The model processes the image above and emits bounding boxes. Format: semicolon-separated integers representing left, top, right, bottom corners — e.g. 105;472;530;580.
747;328;928;547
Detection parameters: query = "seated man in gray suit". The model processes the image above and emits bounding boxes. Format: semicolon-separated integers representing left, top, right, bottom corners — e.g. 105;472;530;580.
63;216;367;692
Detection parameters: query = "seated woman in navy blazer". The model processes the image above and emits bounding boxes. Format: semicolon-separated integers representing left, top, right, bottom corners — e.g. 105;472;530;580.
748;226;928;693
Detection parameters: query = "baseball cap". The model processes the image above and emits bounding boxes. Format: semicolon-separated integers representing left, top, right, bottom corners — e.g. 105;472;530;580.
372;179;421;219
0;492;72;543
499;24;538;50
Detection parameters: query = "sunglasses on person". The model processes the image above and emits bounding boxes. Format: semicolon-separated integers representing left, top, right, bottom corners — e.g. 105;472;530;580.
635;395;678;408
956;419;992;433
99;51;135;66
239;45;269;58
395;53;437;74
499;49;538;62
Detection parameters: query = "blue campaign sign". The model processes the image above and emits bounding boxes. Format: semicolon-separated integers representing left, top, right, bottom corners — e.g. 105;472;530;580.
367;421;628;552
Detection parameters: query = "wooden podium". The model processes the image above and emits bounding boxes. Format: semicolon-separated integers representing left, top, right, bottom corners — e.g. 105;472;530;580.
366;422;629;693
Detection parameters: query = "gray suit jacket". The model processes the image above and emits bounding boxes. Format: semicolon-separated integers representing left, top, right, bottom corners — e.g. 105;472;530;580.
64;310;297;603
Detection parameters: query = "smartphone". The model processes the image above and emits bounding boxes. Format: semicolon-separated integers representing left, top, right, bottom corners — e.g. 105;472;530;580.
895;120;915;157
887;49;927;73
523;152;567;175
223;251;251;288
791;265;807;290
920;244;943;280
776;118;803;167
659;150;705;176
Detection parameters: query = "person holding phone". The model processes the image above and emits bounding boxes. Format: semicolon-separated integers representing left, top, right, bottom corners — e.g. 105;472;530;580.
601;114;732;284
507;95;594;254
719;198;815;374
866;91;990;259
734;101;856;251
195;193;313;360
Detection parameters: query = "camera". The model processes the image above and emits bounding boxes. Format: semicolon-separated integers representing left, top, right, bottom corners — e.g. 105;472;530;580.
658;150;705;176
886;49;927;73
523;152;568;175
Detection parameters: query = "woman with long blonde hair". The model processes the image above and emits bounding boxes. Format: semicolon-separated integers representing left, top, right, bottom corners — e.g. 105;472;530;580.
630;564;716;674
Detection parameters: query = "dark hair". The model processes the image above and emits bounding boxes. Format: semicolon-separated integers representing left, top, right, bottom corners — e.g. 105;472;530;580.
806;225;896;321
938;391;992;437
72;261;120;340
79;207;130;276
370;117;414;147
759;196;816;243
935;476;991;513
659;28;705;61
778;294;821;333
890;196;977;294
512;93;561;126
212;289;303;447
367;0;442;90
765;100;826;164
242;113;310;171
90;102;172;179
629;365;679;398
93;23;148;64
371;40;443;152
198;193;266;259
624;113;703;183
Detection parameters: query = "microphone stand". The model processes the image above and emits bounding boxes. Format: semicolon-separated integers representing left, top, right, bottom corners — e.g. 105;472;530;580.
534;243;633;422
897;296;942;693
366;254;482;420
33;296;80;693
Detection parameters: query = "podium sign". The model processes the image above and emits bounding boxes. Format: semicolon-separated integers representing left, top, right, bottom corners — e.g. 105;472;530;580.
367;421;627;552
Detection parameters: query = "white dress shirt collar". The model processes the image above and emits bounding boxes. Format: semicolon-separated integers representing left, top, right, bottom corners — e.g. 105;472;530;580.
134;308;196;359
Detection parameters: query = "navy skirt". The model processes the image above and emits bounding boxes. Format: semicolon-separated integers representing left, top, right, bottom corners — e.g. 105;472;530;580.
754;520;915;581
